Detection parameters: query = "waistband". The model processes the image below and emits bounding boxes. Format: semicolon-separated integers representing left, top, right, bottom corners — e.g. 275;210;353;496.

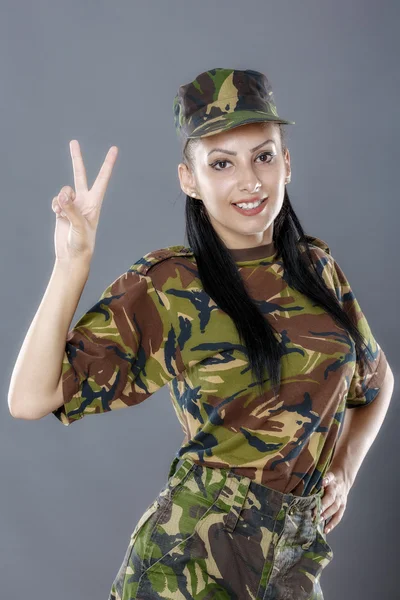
167;455;325;512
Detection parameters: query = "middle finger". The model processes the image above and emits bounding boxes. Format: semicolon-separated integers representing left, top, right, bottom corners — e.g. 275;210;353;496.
91;145;119;199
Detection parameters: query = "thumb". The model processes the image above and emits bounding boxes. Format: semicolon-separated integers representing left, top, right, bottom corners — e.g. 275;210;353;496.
322;472;335;486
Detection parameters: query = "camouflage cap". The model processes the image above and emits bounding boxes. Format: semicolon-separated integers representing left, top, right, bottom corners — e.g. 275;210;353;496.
173;67;295;148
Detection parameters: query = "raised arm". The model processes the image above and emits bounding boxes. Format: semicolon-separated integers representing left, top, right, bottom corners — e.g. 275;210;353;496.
8;260;91;419
8;140;118;419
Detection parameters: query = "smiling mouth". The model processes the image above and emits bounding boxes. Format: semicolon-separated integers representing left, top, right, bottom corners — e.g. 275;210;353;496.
232;198;267;210
232;197;268;207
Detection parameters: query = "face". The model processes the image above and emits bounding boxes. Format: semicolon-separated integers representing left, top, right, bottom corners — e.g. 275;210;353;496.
178;121;291;249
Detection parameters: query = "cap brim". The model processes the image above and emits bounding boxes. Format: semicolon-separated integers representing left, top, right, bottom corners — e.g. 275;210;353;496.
188;111;295;139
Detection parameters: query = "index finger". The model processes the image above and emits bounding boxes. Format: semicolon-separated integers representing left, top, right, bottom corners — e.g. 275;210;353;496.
69;140;89;192
91;145;119;198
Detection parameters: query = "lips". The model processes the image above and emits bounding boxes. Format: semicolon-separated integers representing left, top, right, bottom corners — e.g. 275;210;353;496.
232;197;268;216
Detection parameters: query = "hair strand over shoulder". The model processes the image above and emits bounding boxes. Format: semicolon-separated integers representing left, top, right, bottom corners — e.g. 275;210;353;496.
182;125;374;397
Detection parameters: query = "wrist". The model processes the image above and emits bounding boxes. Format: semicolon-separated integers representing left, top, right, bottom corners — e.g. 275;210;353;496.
54;255;92;274
329;459;355;493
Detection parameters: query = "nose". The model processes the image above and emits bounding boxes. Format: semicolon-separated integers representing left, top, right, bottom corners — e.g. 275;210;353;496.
238;166;262;194
240;179;262;194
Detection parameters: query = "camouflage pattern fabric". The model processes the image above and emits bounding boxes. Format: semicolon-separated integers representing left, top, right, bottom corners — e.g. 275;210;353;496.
52;235;388;498
107;457;333;599
173;67;295;146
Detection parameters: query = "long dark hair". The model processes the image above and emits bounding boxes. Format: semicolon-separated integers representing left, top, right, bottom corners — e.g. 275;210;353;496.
182;124;373;397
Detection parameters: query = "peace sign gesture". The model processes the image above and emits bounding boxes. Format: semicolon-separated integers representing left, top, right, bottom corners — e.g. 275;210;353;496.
51;140;118;263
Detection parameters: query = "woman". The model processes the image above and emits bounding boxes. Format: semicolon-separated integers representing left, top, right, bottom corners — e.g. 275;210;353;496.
9;68;393;599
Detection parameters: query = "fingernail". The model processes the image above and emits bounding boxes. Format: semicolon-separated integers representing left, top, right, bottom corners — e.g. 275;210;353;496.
60;192;68;203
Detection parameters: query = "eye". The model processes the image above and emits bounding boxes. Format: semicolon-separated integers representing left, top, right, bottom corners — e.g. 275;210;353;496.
209;151;276;171
257;151;275;164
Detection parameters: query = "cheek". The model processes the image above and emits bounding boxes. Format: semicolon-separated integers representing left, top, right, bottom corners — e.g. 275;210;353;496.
199;184;231;212
198;168;232;192
203;200;227;220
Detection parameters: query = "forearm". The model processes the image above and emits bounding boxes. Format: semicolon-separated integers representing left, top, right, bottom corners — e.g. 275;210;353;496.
8;259;91;418
329;368;395;490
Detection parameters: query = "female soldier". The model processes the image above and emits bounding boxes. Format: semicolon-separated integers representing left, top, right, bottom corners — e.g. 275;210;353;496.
9;68;393;599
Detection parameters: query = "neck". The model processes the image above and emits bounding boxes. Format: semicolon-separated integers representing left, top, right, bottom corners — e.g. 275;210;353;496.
227;240;276;261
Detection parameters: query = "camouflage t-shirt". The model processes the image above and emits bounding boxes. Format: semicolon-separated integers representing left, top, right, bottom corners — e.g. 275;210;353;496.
52;236;388;496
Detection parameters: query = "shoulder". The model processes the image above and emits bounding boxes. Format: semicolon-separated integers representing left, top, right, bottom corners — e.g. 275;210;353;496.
128;245;194;276
303;234;331;256
299;235;337;283
302;234;334;267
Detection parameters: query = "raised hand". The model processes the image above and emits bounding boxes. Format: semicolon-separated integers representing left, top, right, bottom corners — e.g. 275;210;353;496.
51;140;118;263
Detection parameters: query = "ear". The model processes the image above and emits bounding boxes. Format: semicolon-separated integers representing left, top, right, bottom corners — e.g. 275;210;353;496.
178;162;196;197
283;147;291;182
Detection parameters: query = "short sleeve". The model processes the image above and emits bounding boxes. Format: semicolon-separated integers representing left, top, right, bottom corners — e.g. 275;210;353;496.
328;257;388;408
52;263;183;425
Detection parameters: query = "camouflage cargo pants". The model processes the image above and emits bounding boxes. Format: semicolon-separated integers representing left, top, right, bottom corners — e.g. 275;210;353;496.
108;457;334;599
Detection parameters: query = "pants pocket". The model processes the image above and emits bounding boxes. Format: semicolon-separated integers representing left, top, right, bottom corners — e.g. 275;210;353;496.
298;516;334;588
139;485;224;576
137;470;259;599
315;518;334;560
110;496;164;599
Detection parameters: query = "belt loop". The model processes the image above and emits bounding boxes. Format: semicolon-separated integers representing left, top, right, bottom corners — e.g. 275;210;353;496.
223;474;252;533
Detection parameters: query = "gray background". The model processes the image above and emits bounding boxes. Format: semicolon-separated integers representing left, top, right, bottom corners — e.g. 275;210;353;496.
2;1;398;598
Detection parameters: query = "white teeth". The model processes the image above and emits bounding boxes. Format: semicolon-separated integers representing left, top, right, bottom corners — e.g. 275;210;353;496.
236;198;263;209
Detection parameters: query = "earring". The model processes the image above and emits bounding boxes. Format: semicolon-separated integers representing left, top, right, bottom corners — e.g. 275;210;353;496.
191;192;197;197
286;177;291;184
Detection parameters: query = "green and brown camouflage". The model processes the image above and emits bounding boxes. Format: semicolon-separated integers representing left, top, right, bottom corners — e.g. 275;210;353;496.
53;235;387;498
173;67;295;149
108;457;333;599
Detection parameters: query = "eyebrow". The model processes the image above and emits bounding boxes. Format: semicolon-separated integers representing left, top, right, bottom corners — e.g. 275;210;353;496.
207;138;276;157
